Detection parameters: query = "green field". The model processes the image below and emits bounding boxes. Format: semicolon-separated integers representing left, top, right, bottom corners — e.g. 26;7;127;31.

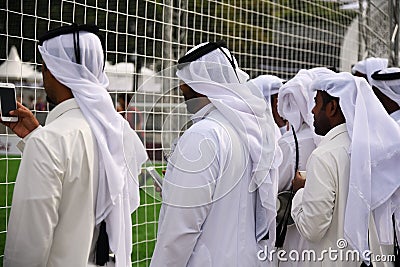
0;156;162;267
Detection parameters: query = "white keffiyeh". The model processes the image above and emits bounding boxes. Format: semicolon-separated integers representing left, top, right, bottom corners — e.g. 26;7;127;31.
39;32;147;267
352;57;388;84
371;67;400;106
278;67;335;133
311;72;400;263
370;67;400;244
250;74;284;99
177;42;278;248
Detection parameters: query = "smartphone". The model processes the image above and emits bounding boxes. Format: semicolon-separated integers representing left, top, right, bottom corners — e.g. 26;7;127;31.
146;166;163;189
0;83;18;122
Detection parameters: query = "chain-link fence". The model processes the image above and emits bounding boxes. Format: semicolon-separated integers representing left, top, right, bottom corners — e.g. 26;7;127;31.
0;0;398;266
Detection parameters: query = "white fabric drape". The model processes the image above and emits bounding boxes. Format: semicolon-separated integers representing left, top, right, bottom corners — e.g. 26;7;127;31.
278;67;334;134
250;74;284;98
371;67;400;105
310;72;400;263
176;43;278;248
352;57;388;83
39;32;147;267
370;67;400;245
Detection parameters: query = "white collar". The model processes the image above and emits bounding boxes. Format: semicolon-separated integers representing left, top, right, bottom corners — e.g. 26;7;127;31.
190;102;215;123
319;123;347;146
46;98;79;125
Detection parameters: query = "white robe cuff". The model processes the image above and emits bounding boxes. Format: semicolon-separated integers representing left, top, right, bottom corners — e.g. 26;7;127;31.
17;126;42;152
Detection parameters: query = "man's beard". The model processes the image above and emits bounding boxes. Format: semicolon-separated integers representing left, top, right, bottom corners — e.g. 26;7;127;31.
46;96;57;110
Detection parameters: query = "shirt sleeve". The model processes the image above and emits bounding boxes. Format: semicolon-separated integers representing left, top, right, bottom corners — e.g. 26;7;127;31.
150;131;219;266
4;134;64;267
291;153;336;242
16;126;42;152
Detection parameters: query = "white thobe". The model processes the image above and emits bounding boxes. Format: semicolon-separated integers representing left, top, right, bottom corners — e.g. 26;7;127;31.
279;125;288;136
3;99;106;267
292;123;394;267
276;123;316;266
277;123;316;192
390;110;400;124
390;110;400;245
150;104;263;267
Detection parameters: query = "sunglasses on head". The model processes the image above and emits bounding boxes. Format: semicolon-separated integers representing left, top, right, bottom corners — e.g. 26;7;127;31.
38;23;105;70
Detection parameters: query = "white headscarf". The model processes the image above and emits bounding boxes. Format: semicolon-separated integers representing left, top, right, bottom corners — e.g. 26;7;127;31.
351;57;388;84
370;67;400;244
311;72;400;262
176;42;278;248
250;74;284;98
371;67;400;106
278;67;335;133
39;31;148;267
250;74;288;136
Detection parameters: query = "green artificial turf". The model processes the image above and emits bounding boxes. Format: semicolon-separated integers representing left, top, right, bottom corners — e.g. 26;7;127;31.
0;156;162;267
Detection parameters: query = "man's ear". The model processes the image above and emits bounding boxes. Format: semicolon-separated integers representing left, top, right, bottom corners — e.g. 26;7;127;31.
326;99;339;117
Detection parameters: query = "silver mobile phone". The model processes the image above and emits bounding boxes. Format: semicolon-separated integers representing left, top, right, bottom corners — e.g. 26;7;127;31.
0;83;18;122
146;166;163;189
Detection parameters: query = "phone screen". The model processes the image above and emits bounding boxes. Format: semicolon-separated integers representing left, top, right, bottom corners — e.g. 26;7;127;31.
0;86;17;117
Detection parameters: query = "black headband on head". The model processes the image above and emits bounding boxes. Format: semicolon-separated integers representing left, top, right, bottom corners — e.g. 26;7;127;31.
371;70;400;81
38;23;105;69
178;40;227;65
177;40;240;81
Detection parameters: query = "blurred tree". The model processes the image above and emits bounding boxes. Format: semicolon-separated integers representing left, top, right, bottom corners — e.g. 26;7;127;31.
0;0;356;82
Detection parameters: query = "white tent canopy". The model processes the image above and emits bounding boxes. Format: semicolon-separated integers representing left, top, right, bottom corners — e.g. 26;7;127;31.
105;62;161;92
138;66;161;93
0;46;42;83
105;61;135;91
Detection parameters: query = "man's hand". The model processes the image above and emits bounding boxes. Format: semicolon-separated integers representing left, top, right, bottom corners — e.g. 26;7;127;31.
154;169;166;198
154;182;162;198
292;171;306;193
0;102;40;138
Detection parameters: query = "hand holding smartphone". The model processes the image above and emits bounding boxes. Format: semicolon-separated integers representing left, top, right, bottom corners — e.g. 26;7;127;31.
0;83;40;138
146;166;163;189
0;83;18;122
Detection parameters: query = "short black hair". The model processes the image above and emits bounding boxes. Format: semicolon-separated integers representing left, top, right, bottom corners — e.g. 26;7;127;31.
320;90;340;109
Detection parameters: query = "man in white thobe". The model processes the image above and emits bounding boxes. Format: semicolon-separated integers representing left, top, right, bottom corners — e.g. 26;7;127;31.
292;73;399;266
150;41;278;266
1;24;147;267
272;68;334;266
353;61;399;251
277;68;334;193
370;68;400;255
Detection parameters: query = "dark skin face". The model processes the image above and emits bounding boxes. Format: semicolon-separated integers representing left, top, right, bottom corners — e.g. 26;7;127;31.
42;62;57;105
271;94;287;128
312;91;332;136
372;86;400;115
41;61;74;105
293;90;345;193
352;71;400;115
312;90;345;136
179;83;210;114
